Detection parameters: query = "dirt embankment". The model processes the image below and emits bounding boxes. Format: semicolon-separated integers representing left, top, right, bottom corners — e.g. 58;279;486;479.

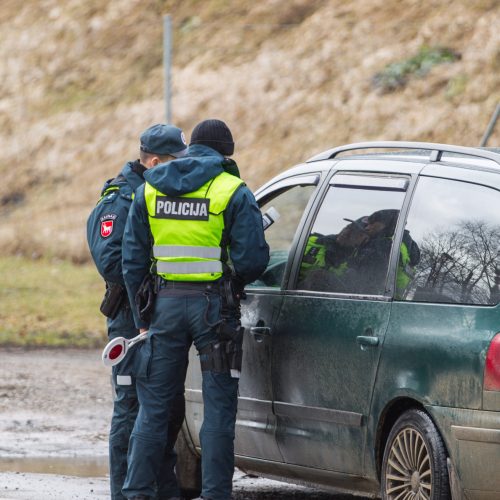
0;0;499;261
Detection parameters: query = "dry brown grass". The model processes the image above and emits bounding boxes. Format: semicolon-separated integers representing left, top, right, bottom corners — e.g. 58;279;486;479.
0;0;499;261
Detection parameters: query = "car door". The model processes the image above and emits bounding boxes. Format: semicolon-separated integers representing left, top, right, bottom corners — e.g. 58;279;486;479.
235;173;321;461
271;171;410;474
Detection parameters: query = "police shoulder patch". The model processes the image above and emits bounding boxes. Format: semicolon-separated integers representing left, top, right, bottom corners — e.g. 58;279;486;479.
100;213;117;238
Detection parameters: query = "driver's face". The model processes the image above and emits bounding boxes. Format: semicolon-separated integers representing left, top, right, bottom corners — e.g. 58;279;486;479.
337;223;369;248
365;220;386;237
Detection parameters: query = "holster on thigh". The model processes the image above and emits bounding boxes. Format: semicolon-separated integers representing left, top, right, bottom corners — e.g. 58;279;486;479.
199;338;243;374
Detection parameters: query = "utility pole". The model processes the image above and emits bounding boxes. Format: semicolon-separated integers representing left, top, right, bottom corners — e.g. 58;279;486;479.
163;15;172;124
480;103;500;147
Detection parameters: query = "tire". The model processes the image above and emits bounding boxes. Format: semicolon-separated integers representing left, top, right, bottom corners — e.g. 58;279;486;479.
175;426;202;499
381;409;451;500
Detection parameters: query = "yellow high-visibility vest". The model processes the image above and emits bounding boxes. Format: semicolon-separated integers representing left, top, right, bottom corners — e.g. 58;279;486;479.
144;172;244;281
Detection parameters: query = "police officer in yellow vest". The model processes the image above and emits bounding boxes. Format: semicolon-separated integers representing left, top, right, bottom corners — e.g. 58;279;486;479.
121;119;270;500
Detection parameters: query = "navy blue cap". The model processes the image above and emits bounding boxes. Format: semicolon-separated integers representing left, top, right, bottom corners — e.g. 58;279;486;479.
140;124;188;157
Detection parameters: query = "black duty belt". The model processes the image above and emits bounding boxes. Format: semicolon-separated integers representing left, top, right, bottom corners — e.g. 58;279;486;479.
157;279;218;296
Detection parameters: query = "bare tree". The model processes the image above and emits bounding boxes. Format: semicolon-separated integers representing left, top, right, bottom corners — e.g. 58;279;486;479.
408;220;500;304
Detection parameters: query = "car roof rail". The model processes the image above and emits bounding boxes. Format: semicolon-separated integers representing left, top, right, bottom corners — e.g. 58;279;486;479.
306;141;500;166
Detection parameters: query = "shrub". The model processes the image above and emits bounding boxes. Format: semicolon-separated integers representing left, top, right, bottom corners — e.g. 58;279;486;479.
372;46;461;94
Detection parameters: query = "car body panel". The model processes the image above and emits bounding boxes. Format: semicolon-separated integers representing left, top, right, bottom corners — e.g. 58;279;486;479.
272;293;391;474
377;302;496;411
234;455;379;497
428;405;500;497
235;291;283;461
420;161;500;189
366;301;500;478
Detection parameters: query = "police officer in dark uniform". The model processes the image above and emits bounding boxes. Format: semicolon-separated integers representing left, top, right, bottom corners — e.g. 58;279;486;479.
121;119;270;500
87;124;189;500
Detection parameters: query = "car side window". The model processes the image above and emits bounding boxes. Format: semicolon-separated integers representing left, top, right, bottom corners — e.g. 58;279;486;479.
297;174;407;295
398;176;500;305
249;181;318;288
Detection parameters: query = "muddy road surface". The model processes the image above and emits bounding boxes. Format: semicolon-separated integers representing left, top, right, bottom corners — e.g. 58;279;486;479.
0;348;370;499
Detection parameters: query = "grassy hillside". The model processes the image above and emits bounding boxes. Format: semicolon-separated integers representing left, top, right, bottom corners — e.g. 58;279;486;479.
0;0;498;345
0;0;499;262
0;256;104;346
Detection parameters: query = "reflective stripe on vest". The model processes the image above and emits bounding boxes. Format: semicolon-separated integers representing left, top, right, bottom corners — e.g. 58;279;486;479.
145;172;244;282
153;245;222;259
156;260;223;274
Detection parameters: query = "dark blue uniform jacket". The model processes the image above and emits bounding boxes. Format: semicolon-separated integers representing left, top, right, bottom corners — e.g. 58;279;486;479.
87;161;145;285
122;145;270;329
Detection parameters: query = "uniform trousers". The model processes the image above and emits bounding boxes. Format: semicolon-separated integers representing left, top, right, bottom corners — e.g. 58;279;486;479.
108;305;184;500
122;291;239;500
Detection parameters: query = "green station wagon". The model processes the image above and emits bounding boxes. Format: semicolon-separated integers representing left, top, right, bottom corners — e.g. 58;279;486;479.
177;142;500;500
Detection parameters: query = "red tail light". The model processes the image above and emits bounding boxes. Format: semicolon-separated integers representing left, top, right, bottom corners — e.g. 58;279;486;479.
484;333;500;391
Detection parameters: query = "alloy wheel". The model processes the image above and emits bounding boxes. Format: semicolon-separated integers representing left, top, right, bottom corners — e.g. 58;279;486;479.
384;426;432;500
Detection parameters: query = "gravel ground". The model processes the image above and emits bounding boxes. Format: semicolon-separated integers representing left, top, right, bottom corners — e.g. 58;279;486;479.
0;348;368;499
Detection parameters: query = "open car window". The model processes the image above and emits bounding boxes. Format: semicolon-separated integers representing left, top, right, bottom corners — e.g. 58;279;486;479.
248;177;319;289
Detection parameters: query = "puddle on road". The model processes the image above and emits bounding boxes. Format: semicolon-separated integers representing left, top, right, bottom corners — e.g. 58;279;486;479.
0;456;108;477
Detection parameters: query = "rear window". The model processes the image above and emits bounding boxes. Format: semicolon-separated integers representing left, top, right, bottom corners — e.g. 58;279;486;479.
398;176;500;305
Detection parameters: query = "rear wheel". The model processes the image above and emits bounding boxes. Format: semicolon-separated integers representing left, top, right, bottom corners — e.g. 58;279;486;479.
175;426;202;499
381;409;450;500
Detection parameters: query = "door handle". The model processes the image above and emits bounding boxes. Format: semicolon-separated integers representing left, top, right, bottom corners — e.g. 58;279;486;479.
250;326;271;342
356;335;379;347
250;326;271;335
356;328;379;349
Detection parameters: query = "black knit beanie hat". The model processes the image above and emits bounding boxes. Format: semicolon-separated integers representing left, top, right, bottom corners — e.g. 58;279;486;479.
190;119;235;156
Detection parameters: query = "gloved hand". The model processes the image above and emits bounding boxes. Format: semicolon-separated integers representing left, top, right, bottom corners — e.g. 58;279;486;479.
135;274;155;322
232;276;247;300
